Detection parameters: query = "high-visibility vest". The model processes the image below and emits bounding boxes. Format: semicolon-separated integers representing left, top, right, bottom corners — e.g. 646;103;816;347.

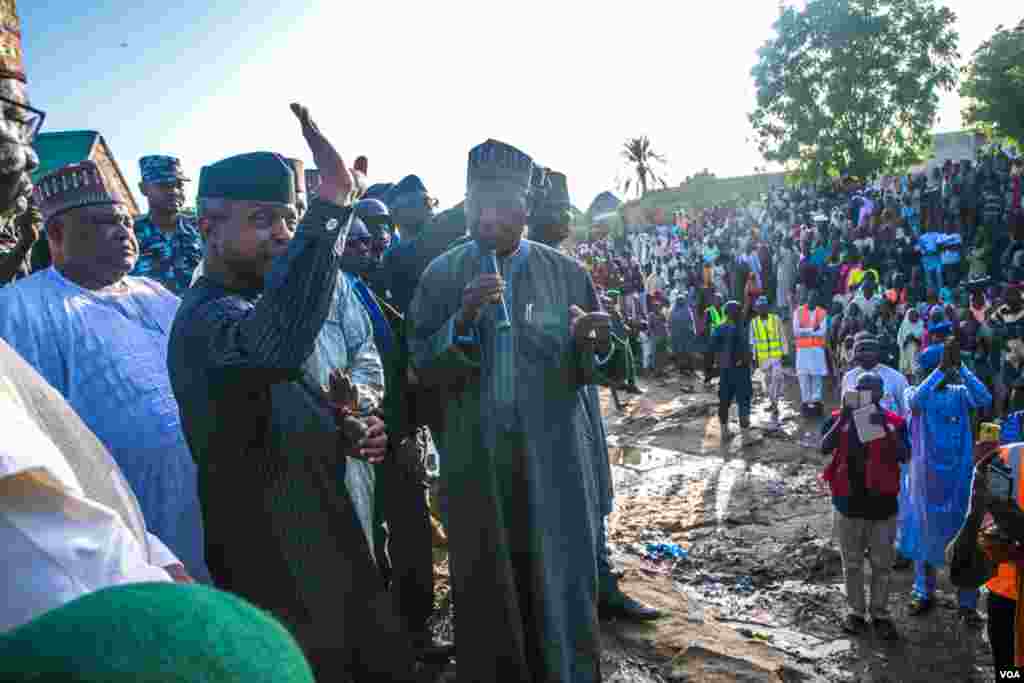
752;315;784;361
985;443;1024;600
796;305;826;349
847;267;880;292
707;306;723;333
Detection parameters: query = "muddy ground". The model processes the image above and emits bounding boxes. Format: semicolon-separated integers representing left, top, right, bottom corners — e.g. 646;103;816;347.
430;365;995;682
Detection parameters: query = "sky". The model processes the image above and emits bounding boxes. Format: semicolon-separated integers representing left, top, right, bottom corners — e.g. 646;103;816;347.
19;1;1023;214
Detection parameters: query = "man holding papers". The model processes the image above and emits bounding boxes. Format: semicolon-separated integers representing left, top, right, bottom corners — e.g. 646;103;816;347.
822;373;909;641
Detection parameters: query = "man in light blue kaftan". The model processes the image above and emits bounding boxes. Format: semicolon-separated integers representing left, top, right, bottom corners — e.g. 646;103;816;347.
0;161;209;583
301;225;384;561
899;342;991;621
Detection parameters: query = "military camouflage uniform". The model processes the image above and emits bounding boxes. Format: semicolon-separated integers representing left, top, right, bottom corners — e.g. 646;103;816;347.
130;214;203;294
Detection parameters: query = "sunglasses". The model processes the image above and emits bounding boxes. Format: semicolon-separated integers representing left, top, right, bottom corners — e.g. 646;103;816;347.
0;96;45;142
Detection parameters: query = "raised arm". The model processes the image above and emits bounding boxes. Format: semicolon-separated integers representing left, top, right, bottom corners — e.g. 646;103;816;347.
960;363;993;410
198;198;351;383
196;102;355;383
907;366;945;415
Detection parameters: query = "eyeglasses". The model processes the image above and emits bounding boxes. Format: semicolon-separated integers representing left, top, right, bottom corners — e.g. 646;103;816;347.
0;96;45;142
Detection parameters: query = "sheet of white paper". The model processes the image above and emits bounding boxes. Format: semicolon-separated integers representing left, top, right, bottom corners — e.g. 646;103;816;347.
854;405;886;443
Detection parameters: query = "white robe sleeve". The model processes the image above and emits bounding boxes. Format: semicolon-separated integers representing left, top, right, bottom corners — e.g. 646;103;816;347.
145;531;182;569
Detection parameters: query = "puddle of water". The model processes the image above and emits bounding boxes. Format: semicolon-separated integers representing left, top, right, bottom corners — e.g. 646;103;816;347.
607;442;788;526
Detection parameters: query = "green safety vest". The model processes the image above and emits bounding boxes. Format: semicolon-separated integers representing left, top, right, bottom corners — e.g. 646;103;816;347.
707;306;723;333
751;315;784;361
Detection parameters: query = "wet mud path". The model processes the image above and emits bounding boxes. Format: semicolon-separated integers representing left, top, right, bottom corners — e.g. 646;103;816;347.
431;366;995;681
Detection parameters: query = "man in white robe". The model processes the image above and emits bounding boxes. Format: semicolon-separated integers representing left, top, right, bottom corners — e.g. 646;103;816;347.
0;161;209;582
0;336;186;632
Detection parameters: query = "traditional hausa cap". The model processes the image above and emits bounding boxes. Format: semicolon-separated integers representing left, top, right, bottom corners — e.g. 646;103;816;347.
35;161;126;221
466;139;533;193
0;0;26;83
531;169;573;226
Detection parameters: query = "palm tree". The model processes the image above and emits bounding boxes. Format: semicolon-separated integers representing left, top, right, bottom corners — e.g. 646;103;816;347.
620;136;669;198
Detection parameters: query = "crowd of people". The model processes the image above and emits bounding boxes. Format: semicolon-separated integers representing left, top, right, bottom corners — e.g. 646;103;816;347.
569;155;1024;672
3;1;1024;679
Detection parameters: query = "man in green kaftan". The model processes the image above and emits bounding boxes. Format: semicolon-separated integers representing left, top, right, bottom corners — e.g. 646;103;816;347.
408;139;629;683
167;105;419;683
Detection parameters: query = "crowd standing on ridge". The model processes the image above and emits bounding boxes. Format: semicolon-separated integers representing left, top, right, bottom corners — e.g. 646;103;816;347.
2;1;1024;679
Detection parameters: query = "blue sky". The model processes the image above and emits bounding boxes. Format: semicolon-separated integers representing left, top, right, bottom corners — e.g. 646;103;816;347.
19;1;1022;214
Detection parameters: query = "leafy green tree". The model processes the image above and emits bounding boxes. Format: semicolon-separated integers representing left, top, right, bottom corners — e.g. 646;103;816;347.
962;19;1024;144
749;0;959;181
619;136;669;198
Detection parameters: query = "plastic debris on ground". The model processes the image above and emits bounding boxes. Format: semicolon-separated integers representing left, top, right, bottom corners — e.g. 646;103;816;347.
644;542;689;562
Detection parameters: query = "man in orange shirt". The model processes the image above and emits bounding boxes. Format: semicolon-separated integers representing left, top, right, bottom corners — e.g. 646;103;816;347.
947;446;1024;674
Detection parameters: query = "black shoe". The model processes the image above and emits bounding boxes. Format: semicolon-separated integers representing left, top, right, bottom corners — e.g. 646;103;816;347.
599;588;663;622
624;384;645;395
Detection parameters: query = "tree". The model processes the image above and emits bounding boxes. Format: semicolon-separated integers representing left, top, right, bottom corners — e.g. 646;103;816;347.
749;0;959;182
619;136;670;198
962;18;1024;144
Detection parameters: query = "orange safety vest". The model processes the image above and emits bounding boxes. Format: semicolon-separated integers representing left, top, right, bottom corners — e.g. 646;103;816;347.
986;443;1024;600
795;305;826;349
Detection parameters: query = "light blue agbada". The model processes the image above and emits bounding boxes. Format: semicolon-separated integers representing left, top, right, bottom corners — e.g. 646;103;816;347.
898;361;991;566
0;268;210;582
301;270;384;556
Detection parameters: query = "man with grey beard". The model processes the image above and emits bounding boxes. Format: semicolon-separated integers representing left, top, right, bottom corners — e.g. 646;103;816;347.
0;1;42;284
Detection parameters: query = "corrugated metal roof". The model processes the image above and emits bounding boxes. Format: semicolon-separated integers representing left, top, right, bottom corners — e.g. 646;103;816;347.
30;130;99;183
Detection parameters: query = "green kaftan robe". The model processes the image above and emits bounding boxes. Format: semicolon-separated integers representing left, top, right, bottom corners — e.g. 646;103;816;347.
409;239;627;683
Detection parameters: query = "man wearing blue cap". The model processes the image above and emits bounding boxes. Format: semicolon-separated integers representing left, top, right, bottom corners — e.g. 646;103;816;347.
408;138;630;682
167;104;420;682
130;155;203;294
899;337;991;626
